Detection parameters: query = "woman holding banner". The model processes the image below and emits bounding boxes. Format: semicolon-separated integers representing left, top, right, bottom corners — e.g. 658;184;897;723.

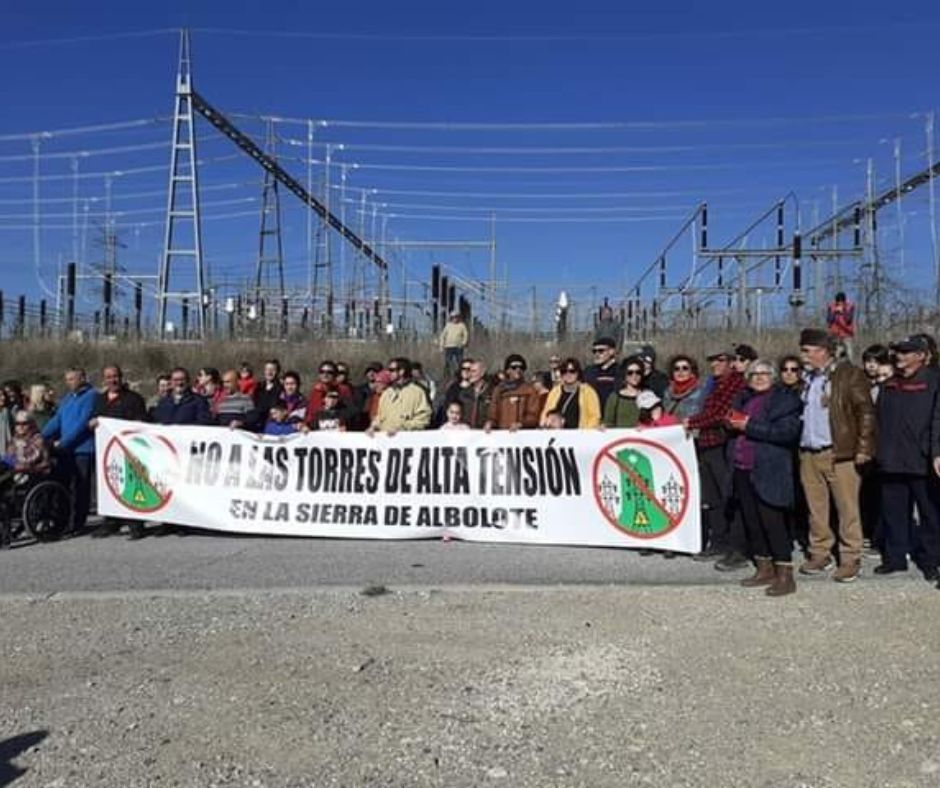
726;359;803;597
540;358;601;429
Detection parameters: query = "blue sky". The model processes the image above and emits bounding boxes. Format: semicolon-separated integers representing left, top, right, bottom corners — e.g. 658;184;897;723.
1;0;938;329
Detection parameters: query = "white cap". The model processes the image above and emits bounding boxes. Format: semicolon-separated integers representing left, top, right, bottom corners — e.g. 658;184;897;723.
636;390;661;410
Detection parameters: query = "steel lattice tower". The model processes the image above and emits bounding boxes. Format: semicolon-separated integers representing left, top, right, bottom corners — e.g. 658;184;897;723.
254;118;285;331
157;29;207;339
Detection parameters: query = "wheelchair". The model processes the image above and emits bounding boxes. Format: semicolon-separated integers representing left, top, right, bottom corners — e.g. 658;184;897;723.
0;472;73;546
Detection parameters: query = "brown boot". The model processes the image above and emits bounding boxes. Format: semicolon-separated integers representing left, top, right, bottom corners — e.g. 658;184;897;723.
766;563;796;597
740;557;775;587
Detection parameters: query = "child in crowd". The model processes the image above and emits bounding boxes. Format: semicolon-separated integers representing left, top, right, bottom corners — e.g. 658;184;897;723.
636;391;680;428
310;389;346;431
263;403;297;436
439;401;470;431
542;409;566;430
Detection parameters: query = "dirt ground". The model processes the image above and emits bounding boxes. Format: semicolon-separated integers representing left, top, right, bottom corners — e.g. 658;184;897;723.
2;584;940;787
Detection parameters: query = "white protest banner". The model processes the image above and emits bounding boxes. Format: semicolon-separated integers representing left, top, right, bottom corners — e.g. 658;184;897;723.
95;418;701;553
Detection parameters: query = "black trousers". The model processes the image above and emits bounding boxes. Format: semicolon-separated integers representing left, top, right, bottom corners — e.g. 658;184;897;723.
859;464;883;549
58;453;94;532
733;469;792;563
880;473;940;571
699;445;733;551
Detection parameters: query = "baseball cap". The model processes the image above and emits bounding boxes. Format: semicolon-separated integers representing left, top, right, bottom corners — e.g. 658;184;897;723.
890;335;929;353
706;349;733;361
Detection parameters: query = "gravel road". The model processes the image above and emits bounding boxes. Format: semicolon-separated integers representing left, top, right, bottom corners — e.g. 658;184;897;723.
2;534;939;786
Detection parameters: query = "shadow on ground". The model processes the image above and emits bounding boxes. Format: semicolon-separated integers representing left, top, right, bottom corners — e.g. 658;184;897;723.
0;730;48;786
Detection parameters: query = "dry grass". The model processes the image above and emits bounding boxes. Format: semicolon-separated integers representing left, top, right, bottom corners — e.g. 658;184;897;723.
0;326;902;395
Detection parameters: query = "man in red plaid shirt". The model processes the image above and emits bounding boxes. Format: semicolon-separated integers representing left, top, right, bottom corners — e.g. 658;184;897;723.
686;349;747;566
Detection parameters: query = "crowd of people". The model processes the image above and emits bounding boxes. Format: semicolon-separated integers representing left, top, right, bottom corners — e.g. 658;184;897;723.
2;302;939;600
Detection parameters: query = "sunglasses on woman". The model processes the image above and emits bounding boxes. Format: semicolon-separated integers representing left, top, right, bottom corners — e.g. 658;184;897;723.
625;368;643;376
673;364;691;372
782;366;801;373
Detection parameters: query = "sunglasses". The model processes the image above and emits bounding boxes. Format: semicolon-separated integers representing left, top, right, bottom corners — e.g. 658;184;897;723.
562;367;579;374
591;348;609;354
507;363;525;370
388;366;400;373
625;369;643;376
319;369;336;375
673;364;691;372
782;366;801;373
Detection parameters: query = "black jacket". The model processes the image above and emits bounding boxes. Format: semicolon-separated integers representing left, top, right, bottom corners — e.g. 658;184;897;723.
94;387;148;422
876;366;940;475
733;385;803;508
584;361;622;409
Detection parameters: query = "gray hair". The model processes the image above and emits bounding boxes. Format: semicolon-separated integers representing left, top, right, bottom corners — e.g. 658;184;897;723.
746;358;778;383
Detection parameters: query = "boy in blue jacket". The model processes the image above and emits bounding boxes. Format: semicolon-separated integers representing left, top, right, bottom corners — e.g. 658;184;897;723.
41;367;97;533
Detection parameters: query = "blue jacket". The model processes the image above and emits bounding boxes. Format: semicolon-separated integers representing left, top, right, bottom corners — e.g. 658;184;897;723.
263;420;296;436
151;391;212;426
733;385;803;508
41;383;97;455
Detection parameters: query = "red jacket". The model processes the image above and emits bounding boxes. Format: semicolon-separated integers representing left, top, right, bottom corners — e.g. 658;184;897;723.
827;301;855;338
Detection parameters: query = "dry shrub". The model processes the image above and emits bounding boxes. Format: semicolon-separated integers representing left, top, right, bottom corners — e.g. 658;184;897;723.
0;327;890;396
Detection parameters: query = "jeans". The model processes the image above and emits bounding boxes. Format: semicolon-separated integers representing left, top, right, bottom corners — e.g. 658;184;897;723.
443;347;464;380
57;453;94;532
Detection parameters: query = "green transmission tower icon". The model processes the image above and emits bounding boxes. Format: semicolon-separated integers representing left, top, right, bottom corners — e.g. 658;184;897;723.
616;447;671;535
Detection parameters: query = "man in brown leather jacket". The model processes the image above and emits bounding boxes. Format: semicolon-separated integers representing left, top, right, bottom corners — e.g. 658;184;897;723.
797;329;876;582
485;354;541;431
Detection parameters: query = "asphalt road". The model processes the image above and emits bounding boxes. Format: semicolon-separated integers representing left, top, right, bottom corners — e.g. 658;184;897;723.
0;526;935;595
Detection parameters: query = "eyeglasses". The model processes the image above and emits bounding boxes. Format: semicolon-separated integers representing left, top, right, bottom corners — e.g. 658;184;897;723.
749;371;772;377
782;366;801;373
388;366;400;373
734;356;749;362
508;363;525;370
673;364;691;372
625;369;643;377
562;367;579;374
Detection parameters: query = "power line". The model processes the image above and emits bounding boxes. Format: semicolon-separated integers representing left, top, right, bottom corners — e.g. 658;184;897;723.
283;156;851;174
246;111;916;132
191;22;940;44
0;118;164;143
278;138;883;156
0;154;240;183
0;28;178;51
